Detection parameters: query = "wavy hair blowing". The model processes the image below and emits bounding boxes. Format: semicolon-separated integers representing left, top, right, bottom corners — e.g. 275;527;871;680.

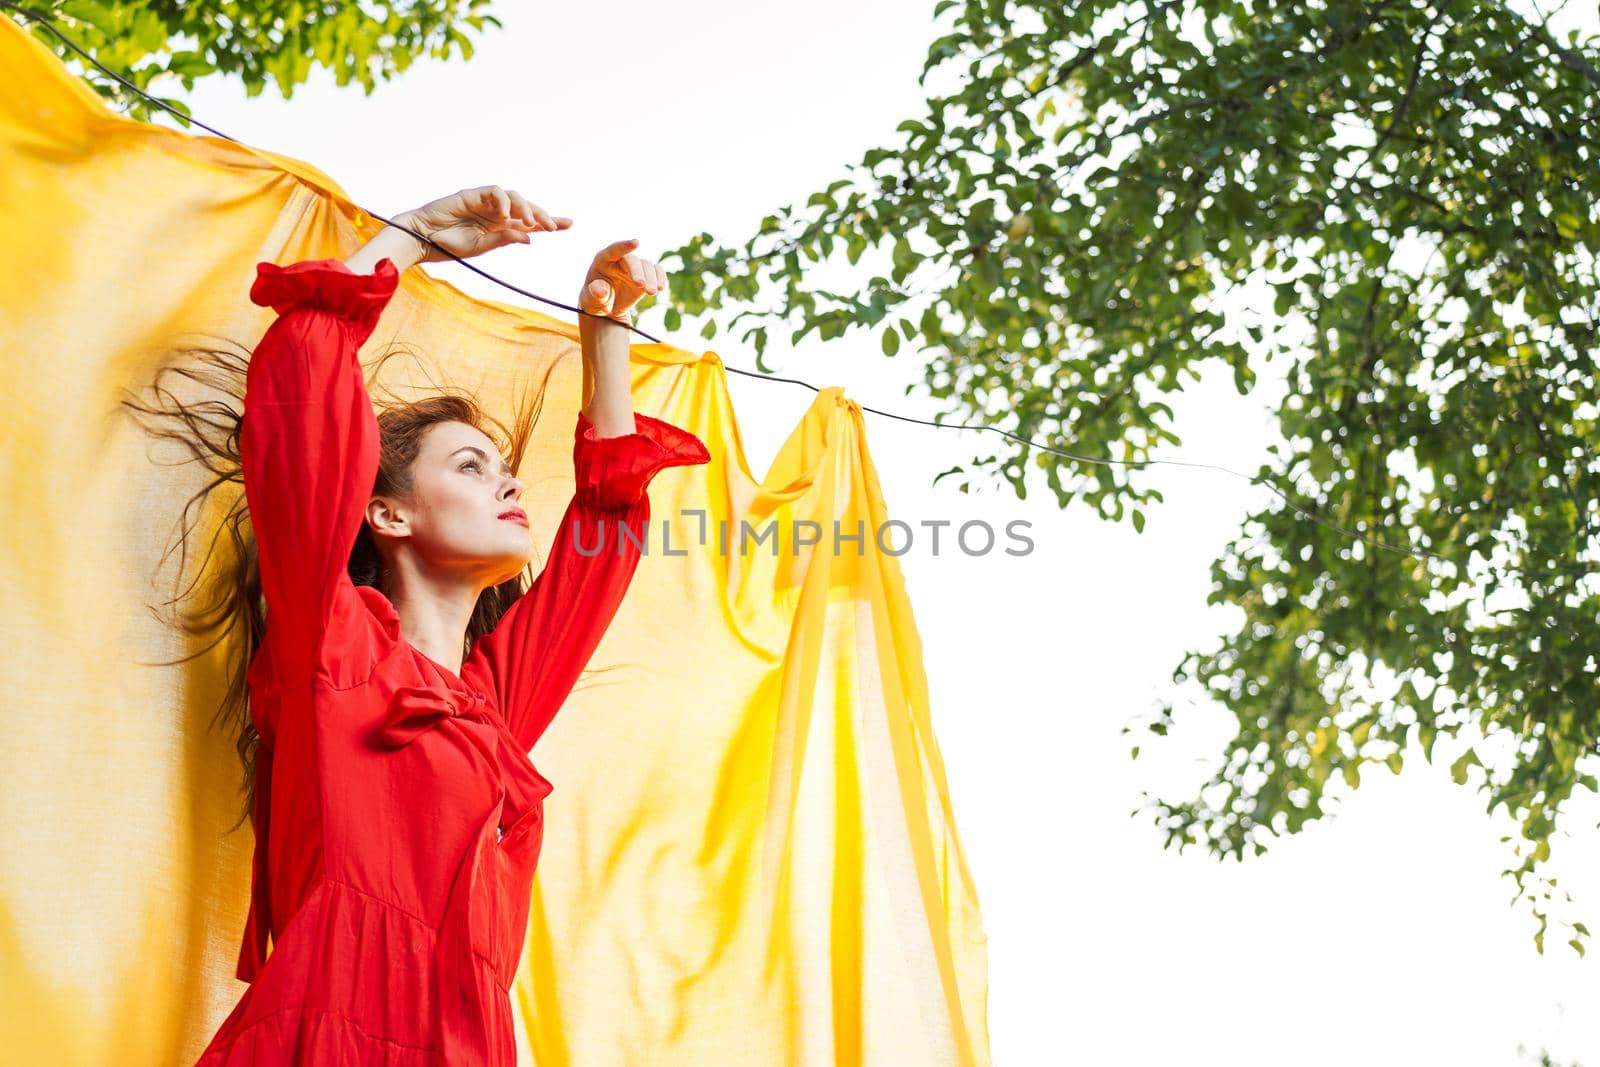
120;337;556;836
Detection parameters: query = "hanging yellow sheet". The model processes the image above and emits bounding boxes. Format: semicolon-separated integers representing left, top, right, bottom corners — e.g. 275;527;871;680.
0;15;989;1066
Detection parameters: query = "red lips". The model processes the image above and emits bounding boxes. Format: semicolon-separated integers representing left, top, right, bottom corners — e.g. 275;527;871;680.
499;507;528;526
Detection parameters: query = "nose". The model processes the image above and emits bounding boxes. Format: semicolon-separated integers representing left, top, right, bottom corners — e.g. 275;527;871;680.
499;474;523;502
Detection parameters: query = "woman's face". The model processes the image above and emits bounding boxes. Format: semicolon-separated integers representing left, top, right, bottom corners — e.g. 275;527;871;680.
369;420;532;588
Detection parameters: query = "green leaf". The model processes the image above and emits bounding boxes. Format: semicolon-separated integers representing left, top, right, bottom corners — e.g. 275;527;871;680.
129;8;167;53
1273;282;1297;317
1450;749;1482;786
59;1;117;35
166;50;215;78
1418;720;1437;764
882;329;900;356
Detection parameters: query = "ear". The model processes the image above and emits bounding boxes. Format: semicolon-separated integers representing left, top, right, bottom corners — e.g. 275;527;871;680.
365;495;409;541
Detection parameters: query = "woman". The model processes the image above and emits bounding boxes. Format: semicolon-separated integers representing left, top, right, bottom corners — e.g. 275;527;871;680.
192;185;711;1065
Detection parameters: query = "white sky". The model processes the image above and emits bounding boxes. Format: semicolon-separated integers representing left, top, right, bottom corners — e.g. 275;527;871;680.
144;2;1600;1063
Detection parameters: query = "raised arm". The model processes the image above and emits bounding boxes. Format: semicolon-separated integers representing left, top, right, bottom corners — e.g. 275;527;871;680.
461;238;710;751
574;237;666;436
233;245;410;984
242;249;408;680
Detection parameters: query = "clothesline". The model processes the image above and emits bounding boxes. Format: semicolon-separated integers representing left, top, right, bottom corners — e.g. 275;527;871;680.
3;0;1579;580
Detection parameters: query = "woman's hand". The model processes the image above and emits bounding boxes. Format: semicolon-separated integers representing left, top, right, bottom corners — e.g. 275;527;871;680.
578;239;668;323
391;186;572;264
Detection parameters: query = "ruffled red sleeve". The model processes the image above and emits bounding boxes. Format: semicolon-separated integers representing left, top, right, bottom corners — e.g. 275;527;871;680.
250;257;400;347
573;410;712;509
241;257;398;684
461;410;711;751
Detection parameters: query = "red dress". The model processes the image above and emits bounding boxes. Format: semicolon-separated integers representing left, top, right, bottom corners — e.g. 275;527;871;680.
194;256;711;1065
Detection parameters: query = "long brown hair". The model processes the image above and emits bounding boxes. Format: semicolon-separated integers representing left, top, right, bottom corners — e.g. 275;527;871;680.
119;337;556;836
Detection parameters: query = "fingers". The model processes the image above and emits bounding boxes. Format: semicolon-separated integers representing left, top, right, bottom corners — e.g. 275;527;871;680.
468;185;509;220
505;189;532;225
596;237;640;264
524;199;572;232
506;190;571;232
579;278;615;316
461;185;572;235
579;240;671;322
593;241;667;296
622;253;668;295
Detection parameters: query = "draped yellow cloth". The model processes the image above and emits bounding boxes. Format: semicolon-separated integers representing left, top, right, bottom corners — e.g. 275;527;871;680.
0;15;989;1067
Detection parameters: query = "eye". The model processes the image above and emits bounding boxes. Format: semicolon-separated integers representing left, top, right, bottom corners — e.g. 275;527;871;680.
460;458;483;473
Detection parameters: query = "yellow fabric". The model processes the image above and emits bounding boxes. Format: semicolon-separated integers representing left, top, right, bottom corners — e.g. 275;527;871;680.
0;16;989;1067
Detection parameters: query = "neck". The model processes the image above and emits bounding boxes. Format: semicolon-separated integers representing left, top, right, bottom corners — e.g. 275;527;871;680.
380;557;482;678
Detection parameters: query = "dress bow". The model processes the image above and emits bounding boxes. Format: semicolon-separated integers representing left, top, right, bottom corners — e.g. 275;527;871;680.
378;683;493;747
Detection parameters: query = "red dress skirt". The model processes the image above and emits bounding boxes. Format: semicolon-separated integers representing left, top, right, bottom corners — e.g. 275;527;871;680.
193;257;710;1065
